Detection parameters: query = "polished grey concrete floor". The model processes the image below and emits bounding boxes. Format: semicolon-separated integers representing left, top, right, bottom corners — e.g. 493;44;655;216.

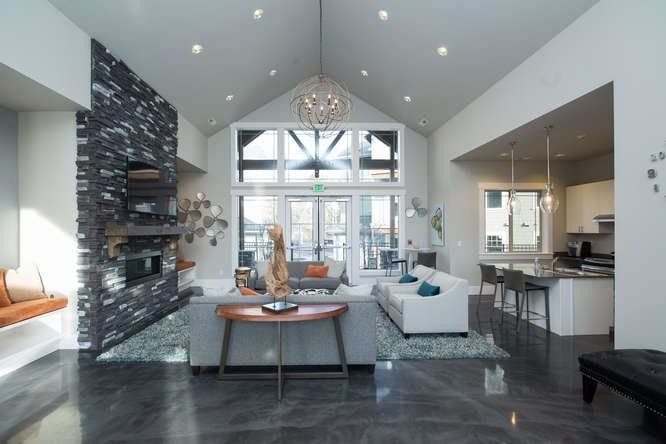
1;299;663;443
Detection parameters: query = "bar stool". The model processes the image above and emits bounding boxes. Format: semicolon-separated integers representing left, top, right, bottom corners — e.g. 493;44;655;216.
502;269;551;333
390;258;407;276
476;264;507;320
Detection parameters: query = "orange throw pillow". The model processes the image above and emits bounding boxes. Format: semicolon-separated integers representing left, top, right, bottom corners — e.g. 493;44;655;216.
240;287;260;296
304;265;329;278
0;270;11;307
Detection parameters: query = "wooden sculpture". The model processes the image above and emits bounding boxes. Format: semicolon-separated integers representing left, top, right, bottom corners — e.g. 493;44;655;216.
265;224;292;300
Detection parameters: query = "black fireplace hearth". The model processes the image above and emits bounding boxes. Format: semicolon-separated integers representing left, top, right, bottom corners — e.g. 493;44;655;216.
126;251;162;285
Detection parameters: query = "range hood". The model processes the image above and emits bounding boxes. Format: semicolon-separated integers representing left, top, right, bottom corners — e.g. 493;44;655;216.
593;214;615;223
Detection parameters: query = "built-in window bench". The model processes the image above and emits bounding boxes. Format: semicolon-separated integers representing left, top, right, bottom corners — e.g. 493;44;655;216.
0;299;67;378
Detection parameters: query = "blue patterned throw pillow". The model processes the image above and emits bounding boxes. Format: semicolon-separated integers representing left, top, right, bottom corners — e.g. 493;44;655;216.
417;281;440;297
398;273;418;283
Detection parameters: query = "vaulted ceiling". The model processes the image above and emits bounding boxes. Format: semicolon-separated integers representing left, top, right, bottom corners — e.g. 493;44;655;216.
49;0;598;136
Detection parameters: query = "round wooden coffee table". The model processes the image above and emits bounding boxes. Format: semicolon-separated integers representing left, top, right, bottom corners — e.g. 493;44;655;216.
215;303;349;400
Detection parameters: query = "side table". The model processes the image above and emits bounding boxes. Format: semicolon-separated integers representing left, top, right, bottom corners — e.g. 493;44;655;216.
215;303;349;400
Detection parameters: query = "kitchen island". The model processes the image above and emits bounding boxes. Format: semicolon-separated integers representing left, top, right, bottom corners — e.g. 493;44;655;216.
483;263;614;336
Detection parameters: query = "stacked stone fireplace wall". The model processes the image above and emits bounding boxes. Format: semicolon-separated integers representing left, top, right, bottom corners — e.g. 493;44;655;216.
76;40;180;351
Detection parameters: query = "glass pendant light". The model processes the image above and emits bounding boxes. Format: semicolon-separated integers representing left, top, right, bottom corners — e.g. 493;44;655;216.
539;125;560;214
507;141;521;215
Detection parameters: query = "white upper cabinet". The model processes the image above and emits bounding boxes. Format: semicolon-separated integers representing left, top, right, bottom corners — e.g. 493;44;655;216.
566;180;614;234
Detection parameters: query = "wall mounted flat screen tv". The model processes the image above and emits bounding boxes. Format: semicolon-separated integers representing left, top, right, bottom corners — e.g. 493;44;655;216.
127;159;177;216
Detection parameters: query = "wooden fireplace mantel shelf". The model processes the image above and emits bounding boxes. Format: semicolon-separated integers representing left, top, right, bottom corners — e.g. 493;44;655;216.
105;224;187;258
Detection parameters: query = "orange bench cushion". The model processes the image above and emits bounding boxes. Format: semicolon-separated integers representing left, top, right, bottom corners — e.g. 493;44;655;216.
177;261;196;272
0;270;11;307
0;298;67;328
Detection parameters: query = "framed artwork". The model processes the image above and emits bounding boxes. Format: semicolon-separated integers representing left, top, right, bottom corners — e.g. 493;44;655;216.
430;203;444;246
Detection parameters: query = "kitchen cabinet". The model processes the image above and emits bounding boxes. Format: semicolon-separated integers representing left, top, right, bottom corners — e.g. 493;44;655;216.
566;180;614;234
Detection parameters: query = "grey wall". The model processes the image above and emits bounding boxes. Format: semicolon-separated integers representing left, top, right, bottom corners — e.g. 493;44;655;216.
572;152;614;184
0;106;18;267
426;1;666;350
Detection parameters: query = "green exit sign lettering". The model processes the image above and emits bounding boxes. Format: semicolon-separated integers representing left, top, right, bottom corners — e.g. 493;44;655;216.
312;183;325;193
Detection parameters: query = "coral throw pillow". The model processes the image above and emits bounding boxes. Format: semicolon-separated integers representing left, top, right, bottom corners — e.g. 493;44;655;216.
0;270;12;307
240;287;260;296
304;265;329;278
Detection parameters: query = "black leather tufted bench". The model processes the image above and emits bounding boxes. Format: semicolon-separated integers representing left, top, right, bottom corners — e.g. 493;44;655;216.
578;349;666;416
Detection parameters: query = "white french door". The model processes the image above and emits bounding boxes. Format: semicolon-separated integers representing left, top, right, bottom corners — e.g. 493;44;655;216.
286;196;350;263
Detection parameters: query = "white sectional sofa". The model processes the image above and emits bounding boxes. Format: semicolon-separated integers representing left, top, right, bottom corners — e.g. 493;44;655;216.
375;265;436;311
377;266;469;337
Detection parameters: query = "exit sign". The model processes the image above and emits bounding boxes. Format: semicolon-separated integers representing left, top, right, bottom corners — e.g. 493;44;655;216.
313;183;325;193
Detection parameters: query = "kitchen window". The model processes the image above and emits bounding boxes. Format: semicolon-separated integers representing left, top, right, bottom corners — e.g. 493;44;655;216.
483;190;542;253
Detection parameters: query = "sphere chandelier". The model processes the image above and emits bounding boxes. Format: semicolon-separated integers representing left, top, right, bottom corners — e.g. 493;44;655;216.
291;0;352;134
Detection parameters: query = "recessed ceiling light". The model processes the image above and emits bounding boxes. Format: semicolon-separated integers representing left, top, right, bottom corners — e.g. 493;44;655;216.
555;153;566;158
418;118;429;127
208;117;217;126
360;69;369;77
225;94;235;102
268;69;277;77
191;44;203;54
500;152;509;157
378;10;389;21
437;46;448;57
253;9;264;20
403;96;412;103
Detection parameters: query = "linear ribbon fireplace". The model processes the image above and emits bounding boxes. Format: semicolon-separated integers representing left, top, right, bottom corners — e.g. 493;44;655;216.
126;251;162;286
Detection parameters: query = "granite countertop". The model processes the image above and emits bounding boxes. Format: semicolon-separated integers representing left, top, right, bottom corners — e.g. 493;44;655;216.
485;262;613;279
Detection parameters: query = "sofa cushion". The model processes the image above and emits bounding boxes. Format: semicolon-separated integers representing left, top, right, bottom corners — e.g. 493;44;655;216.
324;257;346;278
418;281;440;297
304;265;329;278
299;277;340;290
389;293;409;313
255;277;299;291
411;265;436;281
0;297;67;328
287;261;313;278
427;271;463;294
0;270;11;307
5;263;46;303
334;284;373;297
389;293;421;313
399;273;418;283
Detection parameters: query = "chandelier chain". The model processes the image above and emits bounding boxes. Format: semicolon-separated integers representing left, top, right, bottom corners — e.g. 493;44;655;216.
319;0;323;74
